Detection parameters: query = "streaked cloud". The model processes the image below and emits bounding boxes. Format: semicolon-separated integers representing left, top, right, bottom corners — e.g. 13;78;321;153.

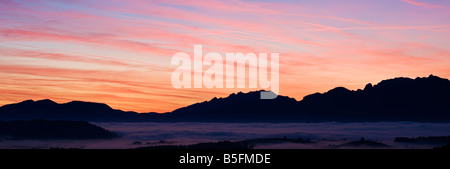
0;0;449;112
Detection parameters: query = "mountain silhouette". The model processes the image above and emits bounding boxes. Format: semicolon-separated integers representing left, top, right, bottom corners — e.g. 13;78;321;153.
0;99;149;121
298;74;450;122
168;91;299;122
0;74;449;122
167;74;450;122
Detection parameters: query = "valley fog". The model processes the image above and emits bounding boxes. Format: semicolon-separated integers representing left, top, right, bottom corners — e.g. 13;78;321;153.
1;122;449;149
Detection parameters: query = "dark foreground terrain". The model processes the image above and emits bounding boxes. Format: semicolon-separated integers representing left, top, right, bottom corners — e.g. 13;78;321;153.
0;119;118;140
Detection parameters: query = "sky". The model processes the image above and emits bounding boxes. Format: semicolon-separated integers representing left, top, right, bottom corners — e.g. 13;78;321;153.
0;0;449;113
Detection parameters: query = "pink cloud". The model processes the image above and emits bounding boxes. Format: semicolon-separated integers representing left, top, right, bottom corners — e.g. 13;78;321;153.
402;0;449;8
0;28;178;56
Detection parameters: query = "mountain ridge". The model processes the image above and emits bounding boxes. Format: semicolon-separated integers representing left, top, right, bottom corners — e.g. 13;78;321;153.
1;74;449;122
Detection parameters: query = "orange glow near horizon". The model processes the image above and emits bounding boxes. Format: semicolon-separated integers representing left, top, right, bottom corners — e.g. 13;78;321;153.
0;0;449;113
